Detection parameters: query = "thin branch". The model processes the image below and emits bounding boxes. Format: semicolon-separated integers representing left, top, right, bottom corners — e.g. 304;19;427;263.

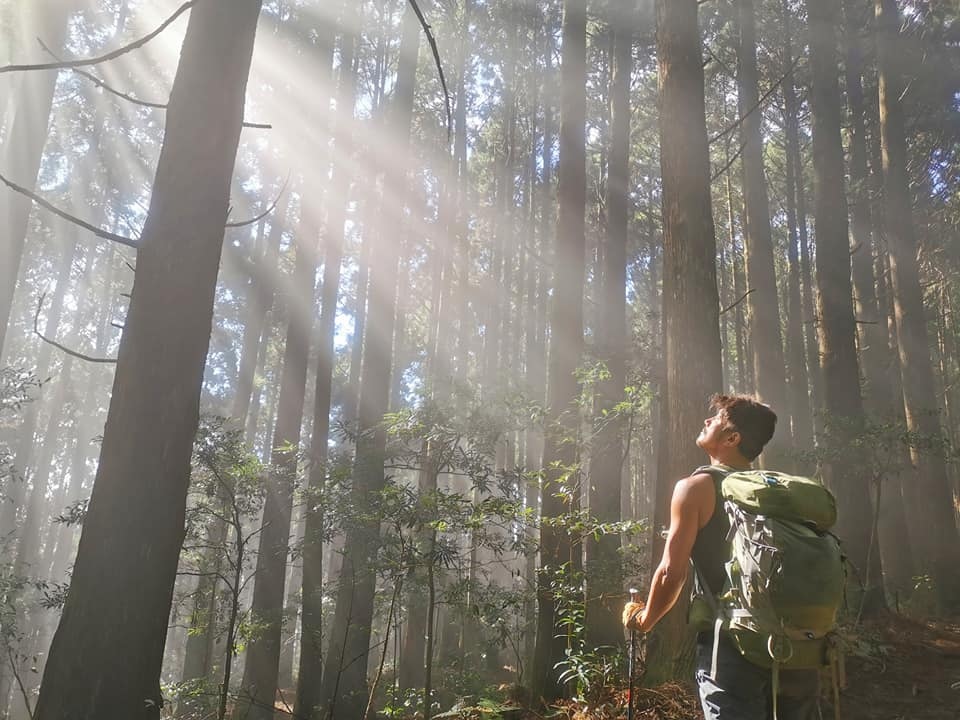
5;647;34;720
720;289;756;315
34;293;118;364
225;175;290;228
0;1;196;75
711;136;748;182
0;170;138;249
408;0;453;140
38;40;271;130
709;54;803;146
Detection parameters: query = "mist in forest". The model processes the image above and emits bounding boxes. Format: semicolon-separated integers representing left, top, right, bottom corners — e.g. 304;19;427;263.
0;1;958;719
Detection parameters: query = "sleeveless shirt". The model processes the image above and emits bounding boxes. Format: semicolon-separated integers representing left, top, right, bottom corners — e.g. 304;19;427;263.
689;468;730;595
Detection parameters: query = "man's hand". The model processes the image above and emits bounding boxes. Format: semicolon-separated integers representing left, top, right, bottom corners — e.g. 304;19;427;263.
622;600;645;630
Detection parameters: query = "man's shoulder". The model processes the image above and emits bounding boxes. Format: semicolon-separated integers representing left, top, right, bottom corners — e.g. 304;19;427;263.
672;471;717;504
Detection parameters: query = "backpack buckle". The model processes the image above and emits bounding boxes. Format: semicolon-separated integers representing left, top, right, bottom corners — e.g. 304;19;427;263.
767;634;794;663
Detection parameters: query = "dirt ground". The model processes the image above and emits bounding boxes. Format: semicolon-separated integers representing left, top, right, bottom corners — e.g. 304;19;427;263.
561;613;960;720
833;613;960;720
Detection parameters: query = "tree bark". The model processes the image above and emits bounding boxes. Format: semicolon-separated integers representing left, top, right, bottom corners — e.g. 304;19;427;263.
318;5;420;717
0;0;72;361
237;213;318;720
233;199;289;427
779;0;813;456
530;0;586;703
842;0;888;417
646;0;724;685
296;6;353;714
34;2;262;717
736;0;790;464
875;0;960;611
585;0;630;652
805;0;885;614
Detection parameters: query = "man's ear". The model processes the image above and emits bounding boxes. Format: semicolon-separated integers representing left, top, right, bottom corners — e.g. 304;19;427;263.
724;430;741;448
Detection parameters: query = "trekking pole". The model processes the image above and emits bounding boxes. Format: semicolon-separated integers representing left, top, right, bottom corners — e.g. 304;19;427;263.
627;587;641;720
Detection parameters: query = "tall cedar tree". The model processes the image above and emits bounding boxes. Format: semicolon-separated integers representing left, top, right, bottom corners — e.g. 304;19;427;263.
646;0;724;684
0;0;72;360
523;1;553;675
842;0;888;414
840;0;915;597
296;2;349;715
33;1;262;717
530;0;587;704
0;0;71;535
805;0;885;613
874;0;960;611
585;0;631;651
736;0;790;464
779;0;813;455
236;212;318;718
318;5;420;716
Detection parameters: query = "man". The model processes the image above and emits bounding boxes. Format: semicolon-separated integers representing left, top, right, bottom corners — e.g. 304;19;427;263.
622;394;819;720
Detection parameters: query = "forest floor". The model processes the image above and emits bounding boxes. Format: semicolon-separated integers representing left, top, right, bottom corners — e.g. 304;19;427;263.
271;614;960;720
519;613;960;720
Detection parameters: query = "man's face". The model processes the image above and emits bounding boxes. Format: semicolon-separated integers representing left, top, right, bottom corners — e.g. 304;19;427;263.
696;411;738;455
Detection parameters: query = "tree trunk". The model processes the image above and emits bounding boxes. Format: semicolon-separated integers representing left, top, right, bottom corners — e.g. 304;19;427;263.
0;0;72;360
875;0;960;611
780;0;821;436
873;230;917;593
779;0;812;457
34;2;262;717
181;201;287;706
524;4;553;679
805;0;885;614
736;0;790;464
585;0;630;652
726;169;748;393
237;213;318;720
233;199;289;427
530;0;586;703
318;6;420;717
646;0;724;685
296;8;353;714
842;0;888;417
0;232;77;539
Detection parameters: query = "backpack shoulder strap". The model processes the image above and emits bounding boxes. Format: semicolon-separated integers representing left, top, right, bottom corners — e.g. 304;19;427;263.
692;464;734;478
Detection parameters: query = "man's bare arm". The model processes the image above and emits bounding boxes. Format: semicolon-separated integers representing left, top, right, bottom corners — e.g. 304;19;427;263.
626;473;714;632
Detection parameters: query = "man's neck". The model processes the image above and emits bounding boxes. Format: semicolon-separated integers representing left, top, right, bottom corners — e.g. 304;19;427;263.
708;454;751;471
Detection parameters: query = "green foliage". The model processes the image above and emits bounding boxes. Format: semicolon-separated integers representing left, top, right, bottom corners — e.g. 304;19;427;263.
0;367;39;501
550;563;624;705
384;686;438;720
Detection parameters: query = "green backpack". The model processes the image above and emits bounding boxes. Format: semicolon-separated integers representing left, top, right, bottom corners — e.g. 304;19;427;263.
691;466;846;717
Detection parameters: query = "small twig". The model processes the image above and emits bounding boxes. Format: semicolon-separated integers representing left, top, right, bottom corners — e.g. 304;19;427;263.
34;293;118;364
0;170;138;249
0;1;196;75
720;288;756;315
408;0;453;140
225;175;290;228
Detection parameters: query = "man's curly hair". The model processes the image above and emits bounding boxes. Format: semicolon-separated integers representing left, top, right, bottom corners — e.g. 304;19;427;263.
709;394;777;461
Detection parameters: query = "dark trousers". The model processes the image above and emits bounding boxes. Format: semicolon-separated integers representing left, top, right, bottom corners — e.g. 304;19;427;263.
695;632;821;720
